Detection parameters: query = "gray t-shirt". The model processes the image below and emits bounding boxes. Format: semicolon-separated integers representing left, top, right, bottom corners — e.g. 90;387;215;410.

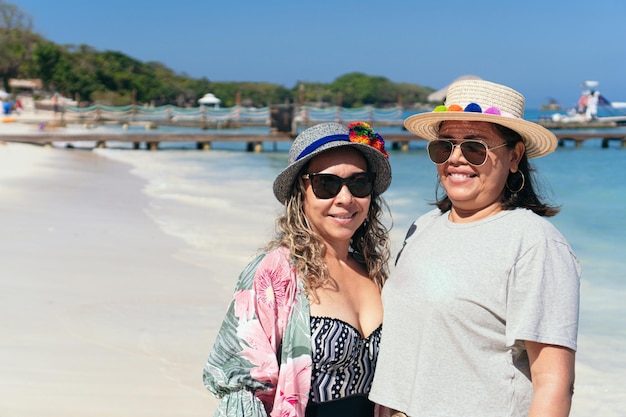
370;208;580;417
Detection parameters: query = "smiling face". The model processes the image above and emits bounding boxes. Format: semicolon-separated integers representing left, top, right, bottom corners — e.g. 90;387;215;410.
436;120;524;222
302;147;371;249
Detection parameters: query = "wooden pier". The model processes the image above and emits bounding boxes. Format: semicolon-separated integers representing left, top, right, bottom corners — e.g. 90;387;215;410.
2;124;625;151
3;131;295;152
552;131;626;148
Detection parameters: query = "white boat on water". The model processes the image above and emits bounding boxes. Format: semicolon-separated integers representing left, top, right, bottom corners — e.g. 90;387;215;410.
549;81;626;124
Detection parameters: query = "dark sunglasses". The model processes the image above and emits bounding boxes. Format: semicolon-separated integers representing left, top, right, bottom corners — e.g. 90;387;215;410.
301;172;375;199
427;139;508;166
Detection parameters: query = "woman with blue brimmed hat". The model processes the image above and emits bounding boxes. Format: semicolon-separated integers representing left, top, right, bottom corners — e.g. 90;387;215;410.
370;79;581;417
204;122;394;416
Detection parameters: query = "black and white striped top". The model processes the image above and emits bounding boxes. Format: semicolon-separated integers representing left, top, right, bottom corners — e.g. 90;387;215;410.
308;316;382;403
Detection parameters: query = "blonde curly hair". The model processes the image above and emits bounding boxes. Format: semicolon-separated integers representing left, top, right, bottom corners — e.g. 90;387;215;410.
265;174;391;297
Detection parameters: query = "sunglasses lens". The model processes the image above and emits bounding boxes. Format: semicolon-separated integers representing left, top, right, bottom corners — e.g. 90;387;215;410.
311;175;342;199
428;141;453;164
461;141;488;165
346;173;375;198
428;140;488;166
308;173;375;199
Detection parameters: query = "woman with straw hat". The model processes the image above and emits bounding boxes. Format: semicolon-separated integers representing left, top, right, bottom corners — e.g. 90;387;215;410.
369;79;580;417
204;122;394;416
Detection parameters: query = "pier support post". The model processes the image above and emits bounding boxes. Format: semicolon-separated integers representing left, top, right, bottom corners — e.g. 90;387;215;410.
147;142;159;151
391;141;410;152
133;142;140;149
246;142;263;152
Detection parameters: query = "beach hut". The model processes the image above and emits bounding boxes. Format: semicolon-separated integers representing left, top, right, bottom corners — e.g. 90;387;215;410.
198;93;221;108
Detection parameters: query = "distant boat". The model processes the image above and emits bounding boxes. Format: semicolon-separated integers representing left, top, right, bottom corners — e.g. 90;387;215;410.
544;81;626;127
540;97;561;111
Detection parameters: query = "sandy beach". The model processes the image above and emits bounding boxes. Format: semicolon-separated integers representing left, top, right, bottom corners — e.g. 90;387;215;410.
1;115;624;416
0;139;228;415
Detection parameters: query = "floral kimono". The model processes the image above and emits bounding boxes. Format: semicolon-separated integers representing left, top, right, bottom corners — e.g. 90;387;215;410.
203;247;313;417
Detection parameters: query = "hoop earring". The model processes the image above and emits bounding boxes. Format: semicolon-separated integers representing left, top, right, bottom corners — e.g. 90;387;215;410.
506;170;525;194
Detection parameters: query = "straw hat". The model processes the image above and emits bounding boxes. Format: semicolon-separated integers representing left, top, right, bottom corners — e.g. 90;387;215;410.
404;79;557;159
273;122;391;204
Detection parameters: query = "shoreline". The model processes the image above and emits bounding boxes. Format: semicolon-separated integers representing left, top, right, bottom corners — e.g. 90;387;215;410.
1;128;624;415
0;142;220;416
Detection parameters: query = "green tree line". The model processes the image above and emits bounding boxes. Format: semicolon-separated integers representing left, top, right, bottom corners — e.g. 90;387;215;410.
0;1;434;108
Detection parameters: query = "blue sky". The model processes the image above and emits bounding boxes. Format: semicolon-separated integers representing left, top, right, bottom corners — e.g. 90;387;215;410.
14;0;626;108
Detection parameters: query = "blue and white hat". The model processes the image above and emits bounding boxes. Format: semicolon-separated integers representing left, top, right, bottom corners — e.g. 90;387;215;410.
272;122;391;204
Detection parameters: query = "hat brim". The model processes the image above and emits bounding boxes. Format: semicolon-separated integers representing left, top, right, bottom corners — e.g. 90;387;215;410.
404;111;557;159
273;141;391;204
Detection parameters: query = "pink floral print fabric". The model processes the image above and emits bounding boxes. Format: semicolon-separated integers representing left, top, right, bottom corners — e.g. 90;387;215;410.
203;247;313;417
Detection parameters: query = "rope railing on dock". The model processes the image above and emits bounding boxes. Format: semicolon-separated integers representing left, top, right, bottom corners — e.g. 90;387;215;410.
60;104;405;125
61;104;272;125
296;105;404;123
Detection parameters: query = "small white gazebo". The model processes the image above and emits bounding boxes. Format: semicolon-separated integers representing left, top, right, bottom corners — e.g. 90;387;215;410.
198;93;221;108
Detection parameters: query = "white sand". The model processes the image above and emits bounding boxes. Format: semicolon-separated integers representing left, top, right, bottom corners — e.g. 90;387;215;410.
0;141;224;416
2;119;623;416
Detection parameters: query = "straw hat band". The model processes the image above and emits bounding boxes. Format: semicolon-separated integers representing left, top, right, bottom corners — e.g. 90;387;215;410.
297;134;349;160
434;103;518;119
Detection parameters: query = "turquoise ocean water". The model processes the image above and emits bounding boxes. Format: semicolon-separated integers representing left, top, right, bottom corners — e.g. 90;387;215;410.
94;109;626;415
